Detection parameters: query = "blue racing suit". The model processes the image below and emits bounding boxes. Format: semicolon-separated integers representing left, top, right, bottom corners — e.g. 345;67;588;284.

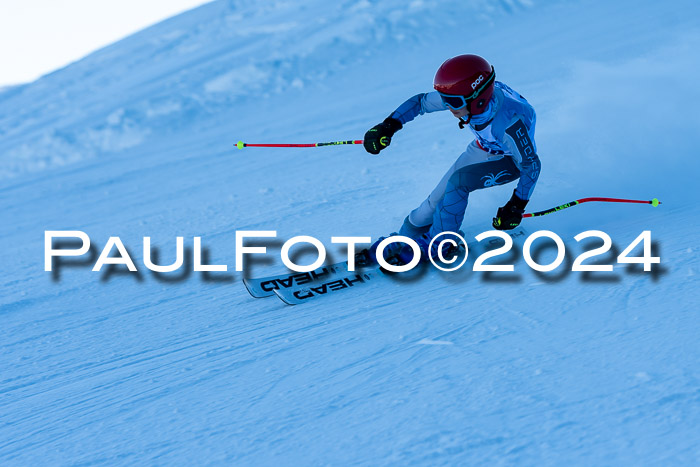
388;81;541;237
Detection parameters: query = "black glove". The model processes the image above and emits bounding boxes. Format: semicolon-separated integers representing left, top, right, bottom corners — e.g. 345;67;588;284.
363;117;402;155
493;191;528;230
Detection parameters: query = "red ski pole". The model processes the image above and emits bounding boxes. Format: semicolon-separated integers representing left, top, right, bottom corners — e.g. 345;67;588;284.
236;140;363;149
524;197;661;218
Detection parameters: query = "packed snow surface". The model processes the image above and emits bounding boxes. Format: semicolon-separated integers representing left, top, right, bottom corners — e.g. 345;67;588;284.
1;0;699;464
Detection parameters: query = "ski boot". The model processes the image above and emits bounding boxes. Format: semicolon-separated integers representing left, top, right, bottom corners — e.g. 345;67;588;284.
354;233;412;267
397;231;465;266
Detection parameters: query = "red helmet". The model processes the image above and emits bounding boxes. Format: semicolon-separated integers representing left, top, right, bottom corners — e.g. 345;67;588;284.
434;54;495;115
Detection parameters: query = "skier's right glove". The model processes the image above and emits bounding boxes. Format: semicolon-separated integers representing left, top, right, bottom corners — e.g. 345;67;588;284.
363;117;403;155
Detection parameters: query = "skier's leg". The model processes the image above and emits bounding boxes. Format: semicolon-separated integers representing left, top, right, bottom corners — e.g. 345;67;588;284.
407;141;494;230
428;156;520;238
397;215;430;237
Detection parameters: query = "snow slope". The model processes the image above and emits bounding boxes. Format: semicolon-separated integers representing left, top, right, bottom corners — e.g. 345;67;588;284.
1;0;699;464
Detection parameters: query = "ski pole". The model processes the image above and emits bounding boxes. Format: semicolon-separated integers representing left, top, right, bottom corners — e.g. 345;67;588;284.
524;197;661;218
236;140;363;149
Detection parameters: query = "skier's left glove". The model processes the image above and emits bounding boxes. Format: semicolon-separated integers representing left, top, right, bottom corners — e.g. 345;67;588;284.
493;191;528;230
363;117;402;155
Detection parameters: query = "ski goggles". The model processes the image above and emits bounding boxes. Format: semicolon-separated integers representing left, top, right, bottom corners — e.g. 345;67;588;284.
438;66;496;110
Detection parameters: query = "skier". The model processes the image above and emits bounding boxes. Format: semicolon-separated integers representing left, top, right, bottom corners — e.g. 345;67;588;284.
362;54;541;264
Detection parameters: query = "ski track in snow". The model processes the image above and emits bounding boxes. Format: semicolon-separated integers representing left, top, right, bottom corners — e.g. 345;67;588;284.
2;0;700;464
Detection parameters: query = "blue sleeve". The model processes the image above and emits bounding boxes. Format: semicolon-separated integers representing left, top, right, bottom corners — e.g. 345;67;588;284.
504;118;541;200
389;92;446;125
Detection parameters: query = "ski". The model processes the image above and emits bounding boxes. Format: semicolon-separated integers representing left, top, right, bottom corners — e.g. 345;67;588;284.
271;226;530;305
272;269;383;305
243;262;352;298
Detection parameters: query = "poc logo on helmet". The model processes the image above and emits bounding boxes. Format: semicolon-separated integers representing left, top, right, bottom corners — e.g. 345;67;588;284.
471;74;484;90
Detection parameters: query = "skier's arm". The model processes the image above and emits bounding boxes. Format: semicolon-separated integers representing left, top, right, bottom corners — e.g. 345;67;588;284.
504;118;541;201
388;92;446;125
492;118;541;230
364;92;444;154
